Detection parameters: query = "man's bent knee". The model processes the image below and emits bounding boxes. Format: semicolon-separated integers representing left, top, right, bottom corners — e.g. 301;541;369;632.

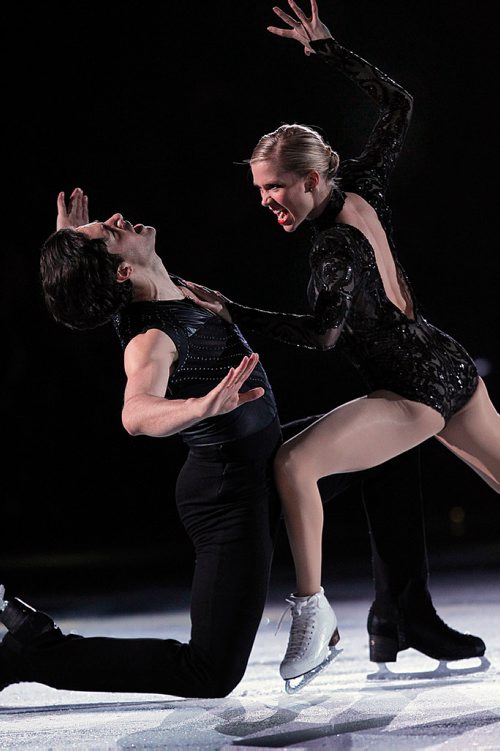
185;668;243;699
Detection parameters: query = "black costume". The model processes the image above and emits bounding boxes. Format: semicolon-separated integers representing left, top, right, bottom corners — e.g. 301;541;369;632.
227;38;479;424
114;290;278;445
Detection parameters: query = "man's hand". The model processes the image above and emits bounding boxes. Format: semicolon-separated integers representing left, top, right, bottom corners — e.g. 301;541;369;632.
200;353;264;418
56;187;89;230
182;280;233;323
267;0;332;55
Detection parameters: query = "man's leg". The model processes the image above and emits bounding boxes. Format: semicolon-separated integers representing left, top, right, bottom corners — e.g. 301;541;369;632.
362;448;485;662
362;448;428;618
0;420;282;697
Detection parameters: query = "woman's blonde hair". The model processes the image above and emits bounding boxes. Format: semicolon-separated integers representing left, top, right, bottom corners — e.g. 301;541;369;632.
249;124;339;184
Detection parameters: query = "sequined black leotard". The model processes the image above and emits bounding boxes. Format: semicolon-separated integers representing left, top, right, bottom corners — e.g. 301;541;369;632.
227;38;478;423
112;278;278;446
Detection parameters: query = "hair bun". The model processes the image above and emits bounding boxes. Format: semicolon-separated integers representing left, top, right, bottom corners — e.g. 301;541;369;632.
328;149;340;173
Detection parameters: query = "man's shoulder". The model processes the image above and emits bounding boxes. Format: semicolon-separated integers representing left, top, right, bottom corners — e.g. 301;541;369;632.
113;301;184;349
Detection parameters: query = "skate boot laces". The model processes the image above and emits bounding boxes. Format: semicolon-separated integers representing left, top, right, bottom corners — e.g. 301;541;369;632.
276;593;322;660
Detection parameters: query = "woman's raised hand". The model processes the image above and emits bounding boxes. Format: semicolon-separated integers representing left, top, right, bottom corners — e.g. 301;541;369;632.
267;0;332;55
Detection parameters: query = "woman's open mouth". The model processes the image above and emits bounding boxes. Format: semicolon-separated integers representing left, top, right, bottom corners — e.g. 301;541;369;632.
270;206;289;225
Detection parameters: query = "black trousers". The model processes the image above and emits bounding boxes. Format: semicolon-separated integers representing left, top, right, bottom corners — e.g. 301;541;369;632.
20;418;283;698
17;415;428;698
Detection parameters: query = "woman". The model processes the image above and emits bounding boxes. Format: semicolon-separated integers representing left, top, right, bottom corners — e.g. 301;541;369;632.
186;0;500;686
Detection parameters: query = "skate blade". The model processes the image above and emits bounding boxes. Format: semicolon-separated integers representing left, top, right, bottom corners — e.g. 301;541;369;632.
367;655;491;681
284;645;343;694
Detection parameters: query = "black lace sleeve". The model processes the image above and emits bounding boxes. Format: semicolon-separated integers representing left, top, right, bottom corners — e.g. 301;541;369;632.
310;38;413;196
308;227;356;335
226;230;356;351
226;301;326;350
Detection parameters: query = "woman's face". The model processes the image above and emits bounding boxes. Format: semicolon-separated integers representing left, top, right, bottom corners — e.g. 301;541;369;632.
251;160;314;233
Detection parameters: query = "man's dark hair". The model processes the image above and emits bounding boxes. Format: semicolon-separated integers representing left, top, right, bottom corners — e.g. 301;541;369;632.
40;229;133;330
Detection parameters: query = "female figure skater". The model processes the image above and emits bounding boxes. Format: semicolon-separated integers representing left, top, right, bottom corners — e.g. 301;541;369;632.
185;0;500;688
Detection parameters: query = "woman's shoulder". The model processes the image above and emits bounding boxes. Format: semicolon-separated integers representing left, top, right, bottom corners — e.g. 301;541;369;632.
311;222;363;263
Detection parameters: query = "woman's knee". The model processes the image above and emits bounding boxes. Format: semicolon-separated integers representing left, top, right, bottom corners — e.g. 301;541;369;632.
274;441;308;482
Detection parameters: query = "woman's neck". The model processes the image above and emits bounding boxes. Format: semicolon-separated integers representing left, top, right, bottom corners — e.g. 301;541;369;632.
309;184;336;220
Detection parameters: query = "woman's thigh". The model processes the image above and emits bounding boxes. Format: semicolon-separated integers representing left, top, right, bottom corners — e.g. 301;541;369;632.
277;392;445;479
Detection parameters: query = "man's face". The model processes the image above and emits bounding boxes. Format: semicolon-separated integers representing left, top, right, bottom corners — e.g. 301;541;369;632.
76;213;156;259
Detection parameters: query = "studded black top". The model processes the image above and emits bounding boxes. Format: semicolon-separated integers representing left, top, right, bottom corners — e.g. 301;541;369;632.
112;277;278;446
227;38;478;423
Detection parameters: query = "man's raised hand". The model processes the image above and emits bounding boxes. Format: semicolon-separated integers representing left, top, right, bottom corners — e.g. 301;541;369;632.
56;187;90;230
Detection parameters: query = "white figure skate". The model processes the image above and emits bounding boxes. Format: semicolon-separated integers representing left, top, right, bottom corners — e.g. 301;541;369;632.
279;587;342;693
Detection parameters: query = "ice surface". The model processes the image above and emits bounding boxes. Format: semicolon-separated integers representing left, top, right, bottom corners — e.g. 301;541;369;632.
0;571;498;750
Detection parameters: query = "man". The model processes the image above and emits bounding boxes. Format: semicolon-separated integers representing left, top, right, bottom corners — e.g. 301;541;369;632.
0;188;484;699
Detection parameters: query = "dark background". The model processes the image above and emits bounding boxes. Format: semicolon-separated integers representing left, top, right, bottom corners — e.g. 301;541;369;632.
2;1;499;601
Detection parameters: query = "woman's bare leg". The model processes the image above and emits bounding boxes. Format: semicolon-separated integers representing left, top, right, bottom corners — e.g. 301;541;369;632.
435;378;500;492
274;391;445;596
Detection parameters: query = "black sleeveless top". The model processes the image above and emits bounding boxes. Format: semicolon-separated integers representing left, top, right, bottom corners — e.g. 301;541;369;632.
226;38;478;423
112;279;278;446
